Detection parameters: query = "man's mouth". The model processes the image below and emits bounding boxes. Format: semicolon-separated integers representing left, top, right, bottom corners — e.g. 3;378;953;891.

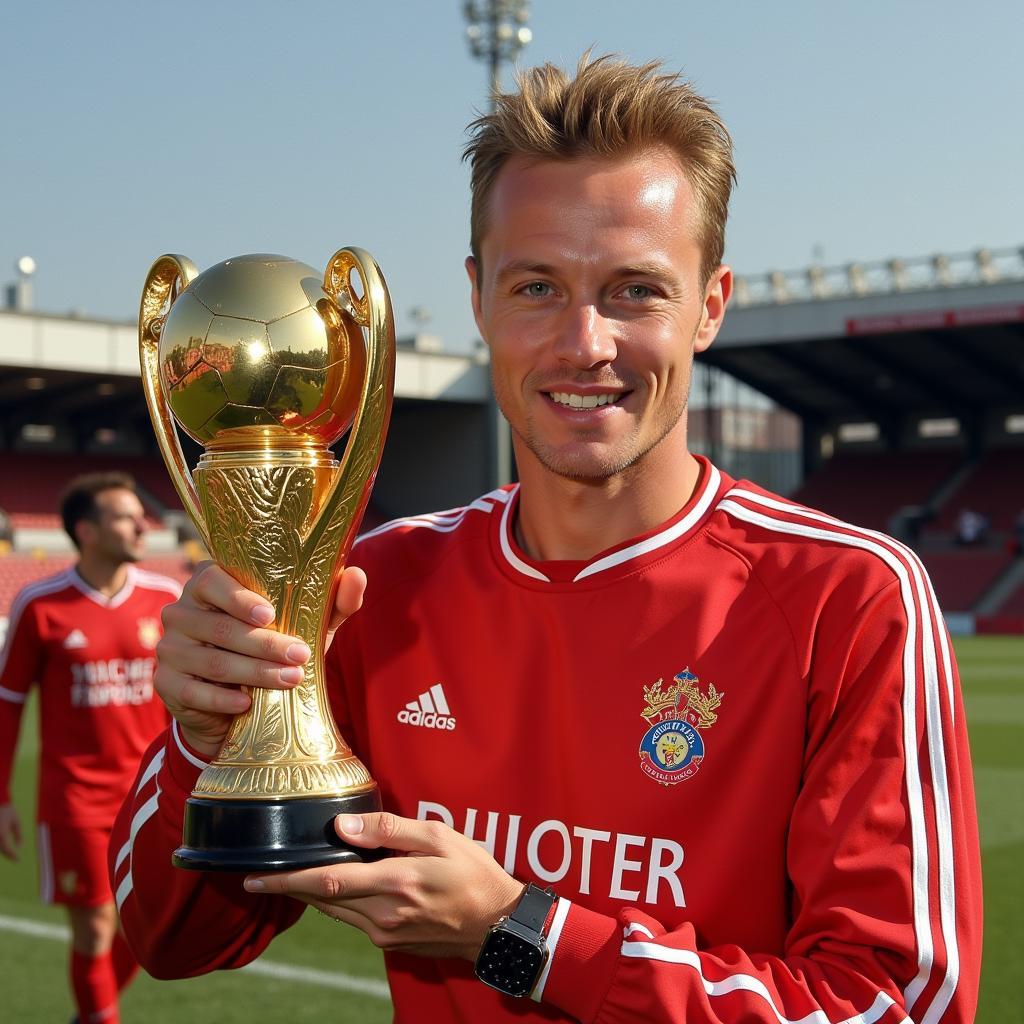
547;391;624;409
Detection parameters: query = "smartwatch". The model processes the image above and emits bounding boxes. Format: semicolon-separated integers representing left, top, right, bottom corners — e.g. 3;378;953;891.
474;883;557;998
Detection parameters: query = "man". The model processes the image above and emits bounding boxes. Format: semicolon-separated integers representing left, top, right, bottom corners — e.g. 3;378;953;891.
0;472;181;1024
110;57;982;1022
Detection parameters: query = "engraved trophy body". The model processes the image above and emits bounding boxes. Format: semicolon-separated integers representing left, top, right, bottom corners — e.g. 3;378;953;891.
139;251;394;870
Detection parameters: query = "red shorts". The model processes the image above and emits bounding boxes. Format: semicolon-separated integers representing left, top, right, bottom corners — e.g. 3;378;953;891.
36;822;114;908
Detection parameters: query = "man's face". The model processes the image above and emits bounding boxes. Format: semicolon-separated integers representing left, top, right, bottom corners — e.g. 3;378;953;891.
78;487;147;563
468;148;730;483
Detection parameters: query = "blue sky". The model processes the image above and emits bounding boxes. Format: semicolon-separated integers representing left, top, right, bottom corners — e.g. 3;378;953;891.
2;0;1021;351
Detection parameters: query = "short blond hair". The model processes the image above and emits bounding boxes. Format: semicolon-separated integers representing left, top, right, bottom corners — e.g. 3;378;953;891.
464;54;736;286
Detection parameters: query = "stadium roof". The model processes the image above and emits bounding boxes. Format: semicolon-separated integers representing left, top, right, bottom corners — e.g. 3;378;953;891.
703;247;1024;434
0;310;488;444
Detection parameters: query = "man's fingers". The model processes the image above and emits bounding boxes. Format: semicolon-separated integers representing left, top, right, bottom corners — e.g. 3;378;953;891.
303;898;377;935
157;631;308;690
158;669;252;716
328;566;367;633
163;604;309;666
335;812;448;855
244;860;390;901
186;562;276;626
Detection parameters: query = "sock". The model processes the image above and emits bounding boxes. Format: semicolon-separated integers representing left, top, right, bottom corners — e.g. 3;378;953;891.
70;949;119;1024
110;932;140;992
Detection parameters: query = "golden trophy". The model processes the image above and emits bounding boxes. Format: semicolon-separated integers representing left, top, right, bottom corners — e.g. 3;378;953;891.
139;251;394;870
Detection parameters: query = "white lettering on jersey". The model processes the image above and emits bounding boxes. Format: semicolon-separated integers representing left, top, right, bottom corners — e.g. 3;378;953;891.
418;800;686;908
573;826;612;895
527;819;572;882
647;837;686;906
610;832;646;900
69;658;157;707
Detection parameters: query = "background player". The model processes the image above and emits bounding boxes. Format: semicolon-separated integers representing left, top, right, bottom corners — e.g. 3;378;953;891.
111;57;981;1023
0;472;181;1024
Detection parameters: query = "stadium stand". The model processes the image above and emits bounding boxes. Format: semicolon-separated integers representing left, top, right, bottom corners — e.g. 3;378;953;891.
788;450;964;533
918;549;1016;614
0;452;179;529
790;447;1024;614
993;579;1024;617
929;447;1024;535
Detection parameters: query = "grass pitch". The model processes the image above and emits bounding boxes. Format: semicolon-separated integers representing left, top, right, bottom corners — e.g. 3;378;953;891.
0;700;390;1023
1;636;1020;1021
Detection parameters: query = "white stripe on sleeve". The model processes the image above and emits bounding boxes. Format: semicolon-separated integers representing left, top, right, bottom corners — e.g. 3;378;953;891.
720;490;960;1024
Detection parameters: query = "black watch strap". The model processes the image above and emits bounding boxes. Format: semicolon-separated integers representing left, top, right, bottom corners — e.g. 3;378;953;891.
509;883;557;934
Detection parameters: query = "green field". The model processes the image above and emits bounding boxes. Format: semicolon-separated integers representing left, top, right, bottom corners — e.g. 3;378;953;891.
2;636;1020;1021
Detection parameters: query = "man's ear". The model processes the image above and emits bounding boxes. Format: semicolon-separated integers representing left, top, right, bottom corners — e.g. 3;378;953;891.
74;519;96;550
466;256;486;339
695;265;733;354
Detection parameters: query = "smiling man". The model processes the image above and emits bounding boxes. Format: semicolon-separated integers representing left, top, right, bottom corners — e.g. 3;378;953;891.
469;146;729;560
110;57;981;1023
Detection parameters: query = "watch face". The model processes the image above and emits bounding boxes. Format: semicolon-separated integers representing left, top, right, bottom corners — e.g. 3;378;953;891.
475;929;545;998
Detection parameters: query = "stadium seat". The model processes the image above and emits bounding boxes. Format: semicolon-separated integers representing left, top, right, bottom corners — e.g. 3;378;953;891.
918;549;1014;613
791;450;964;533
0;452;181;530
930;447;1024;535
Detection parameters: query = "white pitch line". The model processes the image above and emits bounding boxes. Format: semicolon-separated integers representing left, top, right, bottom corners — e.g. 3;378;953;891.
0;913;390;1000
0;913;67;941
241;958;389;998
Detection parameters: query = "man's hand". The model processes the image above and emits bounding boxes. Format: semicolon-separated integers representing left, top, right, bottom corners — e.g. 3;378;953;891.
155;561;367;758
0;804;22;861
243;813;524;961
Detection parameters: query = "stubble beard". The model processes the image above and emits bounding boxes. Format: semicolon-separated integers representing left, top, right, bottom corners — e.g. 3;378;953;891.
101;537;143;566
497;377;690;484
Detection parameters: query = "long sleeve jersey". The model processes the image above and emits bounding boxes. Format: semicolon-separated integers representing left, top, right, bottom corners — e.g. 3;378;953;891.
111;460;982;1022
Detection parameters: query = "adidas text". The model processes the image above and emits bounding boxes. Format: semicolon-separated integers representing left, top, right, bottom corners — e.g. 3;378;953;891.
397;709;456;730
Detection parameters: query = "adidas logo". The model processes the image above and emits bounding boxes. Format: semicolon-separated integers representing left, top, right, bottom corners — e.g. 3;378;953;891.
397;683;456;731
63;629;88;650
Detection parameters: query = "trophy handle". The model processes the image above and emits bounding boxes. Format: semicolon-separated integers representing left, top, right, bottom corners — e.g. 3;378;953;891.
138;254;212;551
302;248;395;567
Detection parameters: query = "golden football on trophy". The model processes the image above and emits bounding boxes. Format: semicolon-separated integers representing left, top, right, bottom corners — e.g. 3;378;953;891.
158;254;367;445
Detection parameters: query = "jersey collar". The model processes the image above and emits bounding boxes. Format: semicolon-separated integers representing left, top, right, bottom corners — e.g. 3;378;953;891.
69;564;138;608
494;457;728;587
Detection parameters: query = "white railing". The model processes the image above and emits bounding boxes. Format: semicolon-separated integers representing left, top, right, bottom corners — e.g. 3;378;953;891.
732;245;1024;307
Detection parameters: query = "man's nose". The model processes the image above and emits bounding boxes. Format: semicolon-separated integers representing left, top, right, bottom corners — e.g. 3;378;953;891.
554;305;617;368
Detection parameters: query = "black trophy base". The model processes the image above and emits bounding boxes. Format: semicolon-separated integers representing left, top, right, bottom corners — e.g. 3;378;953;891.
173;789;388;871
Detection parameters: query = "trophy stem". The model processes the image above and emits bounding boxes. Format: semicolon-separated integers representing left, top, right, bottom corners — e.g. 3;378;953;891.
172;440;382;870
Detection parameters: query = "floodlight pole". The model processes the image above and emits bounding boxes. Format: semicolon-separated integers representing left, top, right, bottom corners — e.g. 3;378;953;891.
464;0;532;489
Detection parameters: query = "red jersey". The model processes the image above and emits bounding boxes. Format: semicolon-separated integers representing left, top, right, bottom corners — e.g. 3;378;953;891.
0;566;180;828
111;460;981;1023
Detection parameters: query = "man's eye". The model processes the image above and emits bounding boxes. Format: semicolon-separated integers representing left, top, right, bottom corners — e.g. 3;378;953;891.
622;284;655;301
521;282;552;298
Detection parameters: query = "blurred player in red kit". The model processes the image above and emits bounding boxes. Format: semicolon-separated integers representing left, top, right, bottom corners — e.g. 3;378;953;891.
111;57;981;1023
0;472;180;1023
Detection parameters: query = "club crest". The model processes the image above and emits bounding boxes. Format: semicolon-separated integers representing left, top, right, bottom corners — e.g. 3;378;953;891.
638;668;723;786
137;618;161;650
